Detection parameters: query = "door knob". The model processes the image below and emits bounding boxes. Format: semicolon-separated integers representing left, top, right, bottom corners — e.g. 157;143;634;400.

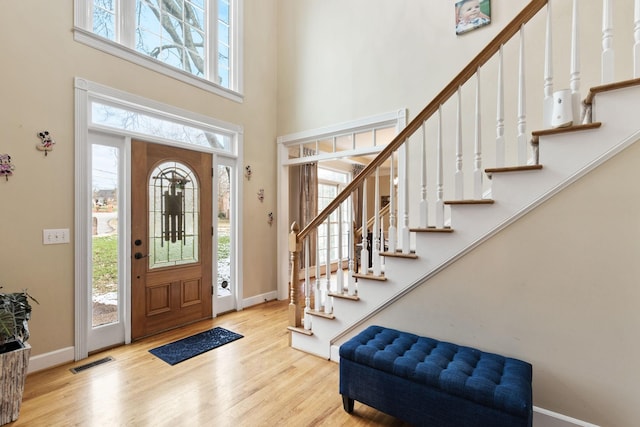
134;252;148;259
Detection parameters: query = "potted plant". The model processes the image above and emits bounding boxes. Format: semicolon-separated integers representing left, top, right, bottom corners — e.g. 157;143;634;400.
0;287;37;425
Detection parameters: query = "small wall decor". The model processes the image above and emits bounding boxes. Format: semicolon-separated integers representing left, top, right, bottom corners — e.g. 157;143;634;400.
245;165;252;180
267;212;274;226
0;154;15;181
257;188;264;202
36;131;55;156
455;0;491;35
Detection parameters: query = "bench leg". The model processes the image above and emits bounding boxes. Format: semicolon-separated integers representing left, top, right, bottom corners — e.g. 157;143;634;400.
342;395;354;413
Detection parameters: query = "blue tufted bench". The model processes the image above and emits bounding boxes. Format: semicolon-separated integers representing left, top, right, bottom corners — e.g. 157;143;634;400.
339;326;532;427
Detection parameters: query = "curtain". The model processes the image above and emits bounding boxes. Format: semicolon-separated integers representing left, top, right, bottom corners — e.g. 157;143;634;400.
289;149;318;270
299;160;318;268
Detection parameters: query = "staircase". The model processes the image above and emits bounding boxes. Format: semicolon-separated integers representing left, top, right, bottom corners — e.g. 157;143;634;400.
286;0;640;363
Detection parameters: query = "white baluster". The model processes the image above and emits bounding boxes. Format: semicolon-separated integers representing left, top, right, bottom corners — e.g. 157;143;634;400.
361;179;369;274
336;202;343;293
455;87;464;198
602;0;615;84
388;151;397;251
496;45;506;167
570;0;582;124
324;220;332;314
315;229;322;311
543;2;554;128
400;141;410;254
419;123;429;228
517;27;528;166
347;206;356;296
303;237;311;330
474;68;483;199
435;107;445;228
635;0;640;77
372;167;382;275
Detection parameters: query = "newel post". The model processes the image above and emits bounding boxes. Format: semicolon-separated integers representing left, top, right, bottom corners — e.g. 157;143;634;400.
288;222;303;328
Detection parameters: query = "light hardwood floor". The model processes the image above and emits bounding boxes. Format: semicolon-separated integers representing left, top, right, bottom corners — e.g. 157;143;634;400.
16;300;410;426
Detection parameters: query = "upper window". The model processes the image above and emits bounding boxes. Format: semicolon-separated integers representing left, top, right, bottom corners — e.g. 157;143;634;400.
75;0;241;100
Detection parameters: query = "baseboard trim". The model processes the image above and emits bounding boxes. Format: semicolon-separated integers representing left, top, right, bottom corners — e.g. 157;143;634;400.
533;406;600;427
242;291;279;309
28;346;75;374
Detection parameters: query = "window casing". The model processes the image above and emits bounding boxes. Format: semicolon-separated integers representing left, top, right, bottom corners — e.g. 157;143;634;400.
74;0;242;101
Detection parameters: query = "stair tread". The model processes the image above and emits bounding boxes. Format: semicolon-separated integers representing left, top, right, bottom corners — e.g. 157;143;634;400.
287;326;313;336
307;309;335;319
444;199;495;205
531;122;602;143
353;272;387;281
328;292;360;301
410;226;454;233
380;251;418;259
584;77;640;104
485;164;543;174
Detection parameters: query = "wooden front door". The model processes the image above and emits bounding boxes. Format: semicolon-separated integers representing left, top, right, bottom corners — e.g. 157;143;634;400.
131;140;213;340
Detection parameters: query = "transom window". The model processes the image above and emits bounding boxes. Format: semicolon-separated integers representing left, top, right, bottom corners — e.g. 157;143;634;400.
75;0;241;99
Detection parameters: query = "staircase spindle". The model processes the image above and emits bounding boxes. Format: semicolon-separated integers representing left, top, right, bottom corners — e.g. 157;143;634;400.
400;141;410;254
474;68;483;199
336;201;344;292
455;87;464;198
496;45;506;167
372;167;382;275
315;228;322;311
517;27;528;166
570;0;582;124
303;237;311;329
361;179;369;273
436;106;444;228
347;208;356;296
388;151;397;252
543;2;554;127
602;0;615;84
324;220;332;314
419;123;429;228
635;0;640;77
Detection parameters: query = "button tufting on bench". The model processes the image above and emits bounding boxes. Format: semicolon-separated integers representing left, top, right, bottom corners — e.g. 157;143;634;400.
340;325;532;418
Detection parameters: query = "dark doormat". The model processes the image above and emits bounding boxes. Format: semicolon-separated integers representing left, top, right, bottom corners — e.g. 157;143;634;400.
149;327;243;365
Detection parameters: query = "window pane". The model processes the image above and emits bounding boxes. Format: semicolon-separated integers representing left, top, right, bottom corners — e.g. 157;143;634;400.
217;165;232;297
93;0;116;40
92;144;119;327
217;0;231;87
91;101;232;151
135;0;205;78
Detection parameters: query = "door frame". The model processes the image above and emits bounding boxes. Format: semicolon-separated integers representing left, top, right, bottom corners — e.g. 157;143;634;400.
75;78;243;360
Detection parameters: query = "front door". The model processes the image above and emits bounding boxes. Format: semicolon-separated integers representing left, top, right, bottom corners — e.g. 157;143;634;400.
131;140;213;340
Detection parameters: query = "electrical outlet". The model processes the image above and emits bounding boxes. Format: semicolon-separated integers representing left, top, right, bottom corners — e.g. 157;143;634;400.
43;228;70;245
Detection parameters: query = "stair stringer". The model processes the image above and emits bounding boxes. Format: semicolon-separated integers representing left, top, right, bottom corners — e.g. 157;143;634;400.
290;86;640;361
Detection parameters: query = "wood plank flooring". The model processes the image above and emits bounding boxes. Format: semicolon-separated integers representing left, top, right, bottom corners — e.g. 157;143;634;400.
16;300;410;426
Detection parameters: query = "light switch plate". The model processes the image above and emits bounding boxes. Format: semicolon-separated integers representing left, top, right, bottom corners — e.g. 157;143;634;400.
43;228;70;245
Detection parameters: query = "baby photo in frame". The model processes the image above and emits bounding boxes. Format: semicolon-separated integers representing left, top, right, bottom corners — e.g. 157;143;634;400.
455;0;491;35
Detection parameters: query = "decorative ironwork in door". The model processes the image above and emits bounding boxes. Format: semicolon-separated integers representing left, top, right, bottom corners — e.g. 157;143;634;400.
149;162;199;269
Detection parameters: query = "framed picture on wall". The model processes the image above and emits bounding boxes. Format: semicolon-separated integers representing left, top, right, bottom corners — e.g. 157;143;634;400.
455;0;491;35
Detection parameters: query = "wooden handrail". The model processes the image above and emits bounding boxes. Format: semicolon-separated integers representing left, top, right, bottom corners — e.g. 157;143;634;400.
295;0;548;244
